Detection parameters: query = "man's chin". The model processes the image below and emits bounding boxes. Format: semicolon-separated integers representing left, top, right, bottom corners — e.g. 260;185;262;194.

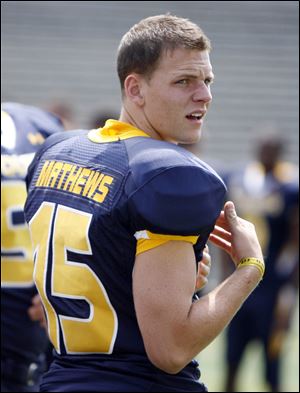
180;130;202;145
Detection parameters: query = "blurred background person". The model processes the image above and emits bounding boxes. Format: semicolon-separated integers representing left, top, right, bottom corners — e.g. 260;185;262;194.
1;102;64;392
89;109;120;129
45;100;77;131
220;132;299;392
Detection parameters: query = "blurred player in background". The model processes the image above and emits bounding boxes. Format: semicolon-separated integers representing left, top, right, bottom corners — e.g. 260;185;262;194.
45;100;76;131
1;102;64;392
88;109;120;129
222;134;299;392
24;14;265;392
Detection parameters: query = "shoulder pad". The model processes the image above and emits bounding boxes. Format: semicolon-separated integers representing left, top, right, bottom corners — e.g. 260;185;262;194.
128;164;226;235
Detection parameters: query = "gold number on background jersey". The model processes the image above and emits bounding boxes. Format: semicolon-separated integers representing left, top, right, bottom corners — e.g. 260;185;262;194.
29;202;118;354
1;181;34;287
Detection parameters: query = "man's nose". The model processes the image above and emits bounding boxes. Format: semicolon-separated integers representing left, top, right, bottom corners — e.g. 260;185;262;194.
192;83;212;103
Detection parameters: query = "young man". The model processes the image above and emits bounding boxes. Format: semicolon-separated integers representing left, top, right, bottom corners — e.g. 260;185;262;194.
24;15;265;392
1;102;64;392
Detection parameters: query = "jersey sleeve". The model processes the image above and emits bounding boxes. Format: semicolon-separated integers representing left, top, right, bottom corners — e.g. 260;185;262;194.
2;102;64;139
127;165;227;256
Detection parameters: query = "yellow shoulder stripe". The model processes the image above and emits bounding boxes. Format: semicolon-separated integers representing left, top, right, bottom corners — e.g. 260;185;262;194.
135;230;199;256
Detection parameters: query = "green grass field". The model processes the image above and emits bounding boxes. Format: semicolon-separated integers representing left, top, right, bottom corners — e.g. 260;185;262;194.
196;301;299;392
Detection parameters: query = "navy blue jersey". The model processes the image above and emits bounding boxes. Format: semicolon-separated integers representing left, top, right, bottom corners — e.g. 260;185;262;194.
24;120;226;391
223;161;299;292
1;102;64;362
223;161;298;388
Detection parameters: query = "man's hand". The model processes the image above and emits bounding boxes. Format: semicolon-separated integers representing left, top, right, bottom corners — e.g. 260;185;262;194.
195;245;211;291
28;294;47;330
209;201;264;267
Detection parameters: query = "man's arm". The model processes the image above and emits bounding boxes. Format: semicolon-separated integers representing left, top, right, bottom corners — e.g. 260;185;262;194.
133;201;264;374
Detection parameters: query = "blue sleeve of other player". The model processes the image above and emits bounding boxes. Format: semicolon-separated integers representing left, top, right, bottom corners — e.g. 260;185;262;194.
2;102;64;139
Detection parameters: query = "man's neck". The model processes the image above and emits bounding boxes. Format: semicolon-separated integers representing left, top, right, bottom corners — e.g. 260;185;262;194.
119;106;163;141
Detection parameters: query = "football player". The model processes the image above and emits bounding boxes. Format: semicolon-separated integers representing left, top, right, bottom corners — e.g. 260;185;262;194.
24;15;264;392
222;135;299;392
1;102;64;392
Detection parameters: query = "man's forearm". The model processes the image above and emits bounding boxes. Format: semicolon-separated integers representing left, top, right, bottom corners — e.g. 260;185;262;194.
178;265;262;367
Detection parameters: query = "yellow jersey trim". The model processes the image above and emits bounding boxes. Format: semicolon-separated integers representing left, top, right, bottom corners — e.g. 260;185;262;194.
88;119;151;143
135;230;199;256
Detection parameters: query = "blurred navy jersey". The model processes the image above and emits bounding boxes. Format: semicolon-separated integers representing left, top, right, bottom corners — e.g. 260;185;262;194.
223;162;298;388
223;162;299;291
24;120;226;391
1;102;64;363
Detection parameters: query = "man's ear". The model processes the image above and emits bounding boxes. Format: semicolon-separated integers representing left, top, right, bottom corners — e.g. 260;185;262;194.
124;74;145;106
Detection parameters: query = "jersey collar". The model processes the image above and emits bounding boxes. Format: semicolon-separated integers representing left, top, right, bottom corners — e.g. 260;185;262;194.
88;119;151;143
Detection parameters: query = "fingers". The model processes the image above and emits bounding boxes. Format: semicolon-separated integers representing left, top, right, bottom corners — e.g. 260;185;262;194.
195;246;211;291
211;225;232;242
201;246;211;266
209;220;232;255
28;295;42;321
211;201;241;250
223;201;240;233
214;211;230;232
198;261;210;275
195;263;209;291
198;254;211;280
28;295;47;330
209;233;232;255
215;201;239;232
213;200;264;264
31;294;41;306
224;201;238;222
195;275;208;291
28;305;39;321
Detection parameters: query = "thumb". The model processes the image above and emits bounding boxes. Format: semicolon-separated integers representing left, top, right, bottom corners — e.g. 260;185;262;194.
224;201;238;228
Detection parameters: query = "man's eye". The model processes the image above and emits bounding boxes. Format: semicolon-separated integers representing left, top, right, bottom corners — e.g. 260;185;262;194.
204;78;213;86
176;79;188;85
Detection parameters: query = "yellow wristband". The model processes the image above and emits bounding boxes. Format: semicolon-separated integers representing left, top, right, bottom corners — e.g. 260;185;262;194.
237;257;265;278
